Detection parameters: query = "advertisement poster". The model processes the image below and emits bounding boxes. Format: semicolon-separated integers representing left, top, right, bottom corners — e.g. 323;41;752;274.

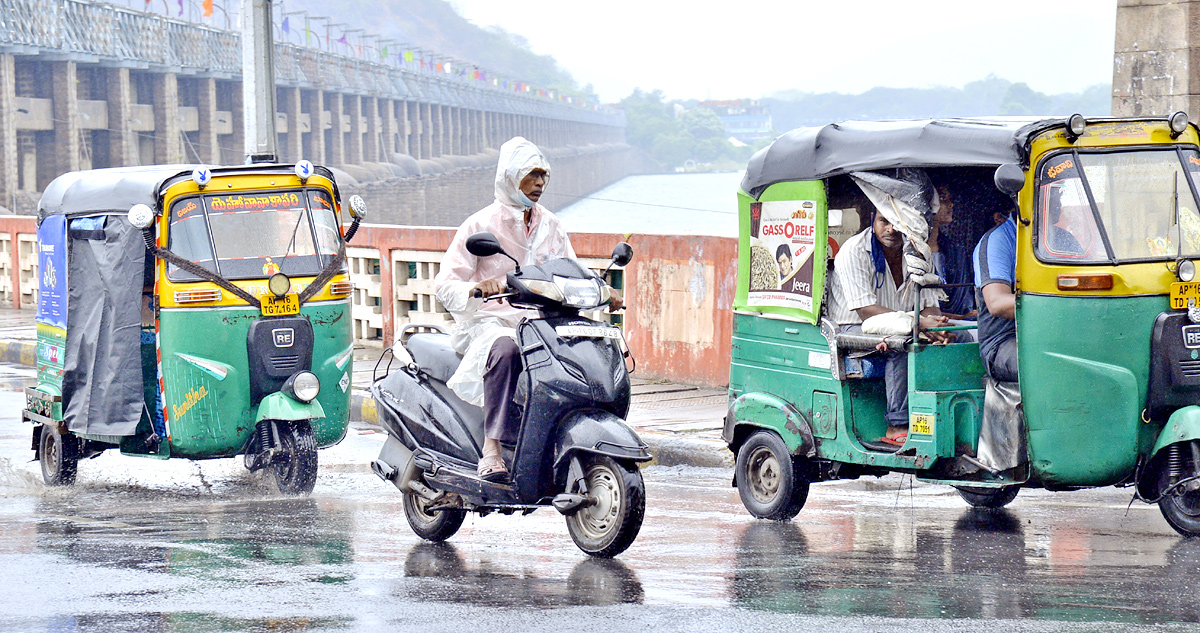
747;200;819;312
37;214;67;330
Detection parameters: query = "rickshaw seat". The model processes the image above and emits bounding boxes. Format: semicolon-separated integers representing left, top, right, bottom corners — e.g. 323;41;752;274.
405;332;462;384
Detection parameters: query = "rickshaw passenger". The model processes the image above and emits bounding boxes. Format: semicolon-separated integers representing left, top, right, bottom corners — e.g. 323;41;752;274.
973;211;1018;382
828;208;952;445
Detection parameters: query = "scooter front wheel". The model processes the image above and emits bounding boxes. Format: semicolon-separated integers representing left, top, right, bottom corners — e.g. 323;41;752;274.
403;490;467;541
565;455;645;558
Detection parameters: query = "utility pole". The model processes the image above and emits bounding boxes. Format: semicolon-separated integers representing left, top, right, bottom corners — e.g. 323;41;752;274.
242;0;277;163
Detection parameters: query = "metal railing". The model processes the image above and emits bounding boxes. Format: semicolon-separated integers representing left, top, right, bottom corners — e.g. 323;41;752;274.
0;0;623;127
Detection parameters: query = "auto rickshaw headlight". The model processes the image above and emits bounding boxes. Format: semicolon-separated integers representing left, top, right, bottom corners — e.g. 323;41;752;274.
1066;114;1087;142
128;204;155;230
1170;111;1190;138
268;272;291;298
348;194;368;220
284;371;320;403
1179;259;1196;282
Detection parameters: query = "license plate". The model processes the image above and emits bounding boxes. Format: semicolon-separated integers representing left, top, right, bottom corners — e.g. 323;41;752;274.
555;325;622;339
260;293;300;316
909;413;934;436
1172;282;1200;310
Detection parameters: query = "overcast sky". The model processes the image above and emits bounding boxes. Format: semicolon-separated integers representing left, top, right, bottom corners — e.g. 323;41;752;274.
448;0;1118;102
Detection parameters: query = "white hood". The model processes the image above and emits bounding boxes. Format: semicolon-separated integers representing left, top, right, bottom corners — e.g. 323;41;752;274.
494;136;551;208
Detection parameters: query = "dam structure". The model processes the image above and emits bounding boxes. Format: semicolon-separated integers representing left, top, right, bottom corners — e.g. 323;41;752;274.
0;0;639;224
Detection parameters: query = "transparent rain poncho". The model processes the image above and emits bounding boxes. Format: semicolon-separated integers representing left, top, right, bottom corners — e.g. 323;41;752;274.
433;137;575;405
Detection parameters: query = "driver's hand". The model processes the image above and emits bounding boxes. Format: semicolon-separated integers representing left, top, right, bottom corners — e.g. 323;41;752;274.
608;288;625;312
918;313;955;345
472;278;506;298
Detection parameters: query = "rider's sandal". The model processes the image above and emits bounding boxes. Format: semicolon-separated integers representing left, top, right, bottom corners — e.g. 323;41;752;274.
477;454;509;482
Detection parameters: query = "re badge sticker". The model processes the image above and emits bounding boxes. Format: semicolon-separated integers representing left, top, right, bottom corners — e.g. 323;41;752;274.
338;372;350;393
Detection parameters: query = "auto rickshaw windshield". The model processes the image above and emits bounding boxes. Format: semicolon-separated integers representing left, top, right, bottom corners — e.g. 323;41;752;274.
167;188;342;281
1036;148;1200;263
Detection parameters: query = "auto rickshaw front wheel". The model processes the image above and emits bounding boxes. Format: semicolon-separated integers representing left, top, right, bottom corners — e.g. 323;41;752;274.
270;420;318;495
1158;491;1200;537
38;424;79;486
735;430;810;521
954;485;1020;508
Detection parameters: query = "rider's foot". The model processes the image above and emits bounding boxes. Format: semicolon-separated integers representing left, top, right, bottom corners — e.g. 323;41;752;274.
477;453;509;482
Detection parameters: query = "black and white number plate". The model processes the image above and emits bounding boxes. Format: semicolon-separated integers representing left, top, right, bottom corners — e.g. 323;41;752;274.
555;325;622;339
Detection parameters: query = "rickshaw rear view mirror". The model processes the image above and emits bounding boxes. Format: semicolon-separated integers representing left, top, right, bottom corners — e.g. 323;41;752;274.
994;164;1026;196
465;232;504;258
610;242;633;268
128;204;155;230
348;194;368;219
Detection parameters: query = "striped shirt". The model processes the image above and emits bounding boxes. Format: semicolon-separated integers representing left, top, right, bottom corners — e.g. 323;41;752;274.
827;228;940;325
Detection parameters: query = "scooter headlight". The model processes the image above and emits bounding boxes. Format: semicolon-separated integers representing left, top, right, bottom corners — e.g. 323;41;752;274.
283;371;320;402
523;279;565;302
555;276;604;309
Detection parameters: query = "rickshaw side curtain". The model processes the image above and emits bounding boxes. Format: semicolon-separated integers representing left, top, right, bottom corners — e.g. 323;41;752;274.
63;215;145;436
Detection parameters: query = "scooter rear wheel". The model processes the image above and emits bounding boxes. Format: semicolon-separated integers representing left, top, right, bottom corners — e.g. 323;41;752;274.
565;455;645;558
403;490;467;541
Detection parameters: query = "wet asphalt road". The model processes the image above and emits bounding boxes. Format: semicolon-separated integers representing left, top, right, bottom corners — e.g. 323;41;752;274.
3;366;1200;632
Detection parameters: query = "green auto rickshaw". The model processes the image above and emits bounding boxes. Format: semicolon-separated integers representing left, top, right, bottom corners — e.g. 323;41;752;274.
727;114;1200;535
26;162;365;494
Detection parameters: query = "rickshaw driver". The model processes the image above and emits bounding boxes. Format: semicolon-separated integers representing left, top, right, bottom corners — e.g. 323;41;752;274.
973;210;1018;382
434;137;623;482
828;207;953;445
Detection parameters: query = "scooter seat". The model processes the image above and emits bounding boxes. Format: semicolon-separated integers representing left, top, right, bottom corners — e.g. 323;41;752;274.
406;332;462;384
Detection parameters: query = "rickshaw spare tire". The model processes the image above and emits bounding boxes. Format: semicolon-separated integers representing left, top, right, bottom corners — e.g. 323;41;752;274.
39;424;79;486
270;420;318;495
735;430;810;521
954;484;1020;508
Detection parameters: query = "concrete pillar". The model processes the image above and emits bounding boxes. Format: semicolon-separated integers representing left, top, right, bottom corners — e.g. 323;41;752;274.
432;104;444;156
328;92;346;165
151;72;181;165
347;94;363;165
105;68;137;167
421;102;432;159
1113;0;1200;116
195;77;220;164
380;98;396;159
400;100;410;155
283;86;302;163
364;96;380;163
0;54;16;211
52;61;80;176
225;81;244;165
305;89;326;164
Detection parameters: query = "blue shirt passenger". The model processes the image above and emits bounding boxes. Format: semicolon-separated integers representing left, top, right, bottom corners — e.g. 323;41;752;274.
973;215;1018;381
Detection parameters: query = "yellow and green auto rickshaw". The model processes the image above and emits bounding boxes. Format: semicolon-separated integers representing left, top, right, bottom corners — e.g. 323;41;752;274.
26;162;365;494
727;113;1200;535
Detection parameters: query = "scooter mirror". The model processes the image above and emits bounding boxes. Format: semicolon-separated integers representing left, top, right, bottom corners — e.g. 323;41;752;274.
610;242;633;267
465;232;505;258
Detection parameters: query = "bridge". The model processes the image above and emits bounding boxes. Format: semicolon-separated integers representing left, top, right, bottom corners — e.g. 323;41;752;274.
0;0;638;223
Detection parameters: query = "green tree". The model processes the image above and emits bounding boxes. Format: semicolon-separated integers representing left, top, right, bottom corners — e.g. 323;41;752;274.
620;89;680;150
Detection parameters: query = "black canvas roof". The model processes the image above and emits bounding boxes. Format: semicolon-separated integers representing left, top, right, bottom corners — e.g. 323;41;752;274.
740;117;1068;197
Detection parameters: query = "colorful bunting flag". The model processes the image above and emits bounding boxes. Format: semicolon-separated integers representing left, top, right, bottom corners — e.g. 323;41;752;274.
404;51;414;62
281;17;289;33
202;0;213;17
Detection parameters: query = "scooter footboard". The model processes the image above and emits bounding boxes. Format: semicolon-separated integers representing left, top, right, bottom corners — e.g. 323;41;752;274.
550;409;651;473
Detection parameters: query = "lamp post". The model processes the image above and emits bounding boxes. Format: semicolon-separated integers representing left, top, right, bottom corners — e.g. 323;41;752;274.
281;10;307;46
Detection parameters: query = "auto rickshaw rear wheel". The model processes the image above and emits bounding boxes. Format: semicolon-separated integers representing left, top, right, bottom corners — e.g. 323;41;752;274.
38;424;78;486
954;485;1020;508
736;430;810;521
564;454;645;558
403;489;466;541
1159;490;1200;537
270;420;317;495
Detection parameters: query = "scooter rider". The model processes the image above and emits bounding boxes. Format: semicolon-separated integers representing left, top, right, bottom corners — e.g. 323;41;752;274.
434;137;623;482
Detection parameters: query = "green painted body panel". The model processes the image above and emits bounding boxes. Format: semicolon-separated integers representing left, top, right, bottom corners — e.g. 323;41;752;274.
255;391;326;423
728;313;983;471
1017;294;1162;486
159;301;352;459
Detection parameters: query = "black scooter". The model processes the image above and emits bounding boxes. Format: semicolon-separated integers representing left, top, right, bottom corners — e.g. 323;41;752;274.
370;232;651;557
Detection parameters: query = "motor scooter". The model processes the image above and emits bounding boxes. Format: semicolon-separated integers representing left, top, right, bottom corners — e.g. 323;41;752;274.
370;232;650;557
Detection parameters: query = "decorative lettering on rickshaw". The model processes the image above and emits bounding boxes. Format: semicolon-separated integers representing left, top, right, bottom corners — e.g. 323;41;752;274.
1047;159;1075;179
209;192;301;212
1189;155;1200;168
172;386;209;421
176;200;198;219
